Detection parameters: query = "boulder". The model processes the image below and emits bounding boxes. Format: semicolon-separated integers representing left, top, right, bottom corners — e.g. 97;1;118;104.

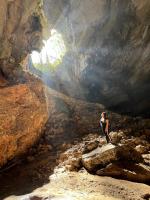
142;154;150;166
109;131;126;144
96;162;150;183
64;157;82;171
82;144;143;172
82;140;99;154
0;77;48;167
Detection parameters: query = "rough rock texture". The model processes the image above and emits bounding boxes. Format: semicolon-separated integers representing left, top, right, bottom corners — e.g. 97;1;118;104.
0;0;50;167
60;142;150;183
44;88;105;145
4;172;150;200
1;0;150;113
96;162;150;183
0;0;44;80
43;0;150;115
0;88;150;198
43;88;148;147
0;75;48;167
82;144;143;171
56;112;150;183
81;144;150;183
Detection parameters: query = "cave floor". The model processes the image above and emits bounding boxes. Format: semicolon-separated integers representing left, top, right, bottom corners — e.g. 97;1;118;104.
3;170;150;200
0;148;150;200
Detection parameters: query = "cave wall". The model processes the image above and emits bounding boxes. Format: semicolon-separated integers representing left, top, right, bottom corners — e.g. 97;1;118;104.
0;0;45;80
0;0;149;114
1;0;149;114
43;0;150;115
0;0;48;167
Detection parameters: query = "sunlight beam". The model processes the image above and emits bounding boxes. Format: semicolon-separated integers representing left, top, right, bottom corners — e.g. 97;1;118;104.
31;29;66;68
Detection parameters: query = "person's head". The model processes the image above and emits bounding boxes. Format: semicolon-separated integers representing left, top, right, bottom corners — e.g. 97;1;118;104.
101;112;107;119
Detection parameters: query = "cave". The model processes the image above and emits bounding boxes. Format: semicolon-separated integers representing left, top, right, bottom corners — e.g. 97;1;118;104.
0;0;150;200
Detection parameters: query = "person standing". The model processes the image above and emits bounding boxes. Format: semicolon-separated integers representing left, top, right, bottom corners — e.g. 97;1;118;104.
100;112;111;143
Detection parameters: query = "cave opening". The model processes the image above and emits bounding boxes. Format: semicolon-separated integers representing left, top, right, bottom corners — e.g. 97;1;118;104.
31;29;66;73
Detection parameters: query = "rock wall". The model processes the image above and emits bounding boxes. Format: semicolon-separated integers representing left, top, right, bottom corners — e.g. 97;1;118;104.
1;0;149;114
0;0;48;167
43;0;150;115
0;75;48;167
0;0;44;80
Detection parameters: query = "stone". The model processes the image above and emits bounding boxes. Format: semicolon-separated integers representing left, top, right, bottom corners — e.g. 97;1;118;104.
59;147;82;163
142;154;150;166
0;76;48;167
96;163;150;183
135;145;149;154
64;157;82;171
109;131;126;144
82;144;143;172
83;141;99;154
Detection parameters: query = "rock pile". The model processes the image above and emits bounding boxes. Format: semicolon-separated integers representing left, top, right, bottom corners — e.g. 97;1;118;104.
58;129;150;183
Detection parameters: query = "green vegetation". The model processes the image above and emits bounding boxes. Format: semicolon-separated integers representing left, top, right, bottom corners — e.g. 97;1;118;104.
33;57;62;73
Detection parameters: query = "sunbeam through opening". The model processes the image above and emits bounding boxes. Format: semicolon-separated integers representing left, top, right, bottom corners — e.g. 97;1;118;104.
31;29;66;72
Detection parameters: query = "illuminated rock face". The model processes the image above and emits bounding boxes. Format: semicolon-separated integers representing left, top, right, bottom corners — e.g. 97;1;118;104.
43;0;150;115
0;75;48;167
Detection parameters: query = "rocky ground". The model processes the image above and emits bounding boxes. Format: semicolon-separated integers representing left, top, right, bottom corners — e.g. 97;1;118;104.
0;87;150;200
4;171;150;200
1;132;150;200
58;133;150;183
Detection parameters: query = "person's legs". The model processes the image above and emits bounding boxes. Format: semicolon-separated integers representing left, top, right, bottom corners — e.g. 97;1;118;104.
100;125;109;143
104;131;110;143
99;125;104;143
100;123;111;143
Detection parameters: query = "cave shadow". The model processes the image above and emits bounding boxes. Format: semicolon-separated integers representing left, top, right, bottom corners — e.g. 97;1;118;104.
0;152;56;199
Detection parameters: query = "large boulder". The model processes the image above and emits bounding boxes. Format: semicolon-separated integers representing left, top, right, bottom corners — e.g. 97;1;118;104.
82;144;143;172
81;143;150;182
0;76;48;167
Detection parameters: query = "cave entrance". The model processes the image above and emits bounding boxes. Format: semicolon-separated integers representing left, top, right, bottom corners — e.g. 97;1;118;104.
31;29;66;72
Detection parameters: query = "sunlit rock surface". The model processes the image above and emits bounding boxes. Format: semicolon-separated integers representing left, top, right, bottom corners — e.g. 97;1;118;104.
4;172;150;200
0;75;48;167
43;0;150;115
82;144;143;171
